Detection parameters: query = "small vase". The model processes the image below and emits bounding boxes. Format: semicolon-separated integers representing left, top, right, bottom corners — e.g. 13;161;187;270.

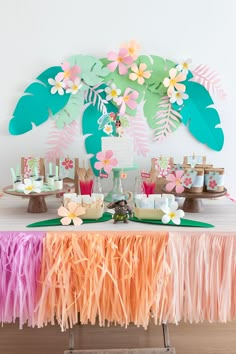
92;176;103;194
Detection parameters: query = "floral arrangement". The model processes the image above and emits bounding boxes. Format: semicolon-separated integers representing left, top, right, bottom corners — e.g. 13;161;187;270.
9;40;225;174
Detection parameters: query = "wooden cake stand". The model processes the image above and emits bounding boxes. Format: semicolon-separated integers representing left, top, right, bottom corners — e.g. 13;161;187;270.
162;187;227;213
3;185;63;213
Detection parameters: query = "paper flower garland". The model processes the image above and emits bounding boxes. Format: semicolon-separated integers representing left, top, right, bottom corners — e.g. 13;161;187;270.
9;40;225;174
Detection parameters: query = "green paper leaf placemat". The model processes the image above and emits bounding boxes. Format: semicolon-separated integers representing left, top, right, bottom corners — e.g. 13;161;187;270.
129;216;214;228
27;212;113;228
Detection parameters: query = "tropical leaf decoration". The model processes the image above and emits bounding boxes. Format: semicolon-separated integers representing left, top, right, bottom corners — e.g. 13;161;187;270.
9;40;225;154
178;79;224;151
153;96;182;142
125;103;151;156
191;64;227;100
45;120;80;162
9;67;70;135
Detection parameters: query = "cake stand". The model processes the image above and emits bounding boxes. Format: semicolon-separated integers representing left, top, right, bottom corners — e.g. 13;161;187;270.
3;185;64;213
162;186;227;213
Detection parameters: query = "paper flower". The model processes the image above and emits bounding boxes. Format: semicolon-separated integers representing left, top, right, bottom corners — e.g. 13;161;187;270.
170;90;189;105
176;58;192;75
183;177;192;187
116;88;139;114
129;63;151;85
103;124;113;135
48;77;65;95
62;157;73;170
122;40;141;60
209;179;217;189
94;150;118;174
56;61;81;82
17;179;41;194
107;48;133;75
163;68;186;97
58;202;86;226
66;78;82;94
105;84;121;102
161;201;184;225
166;170;185;194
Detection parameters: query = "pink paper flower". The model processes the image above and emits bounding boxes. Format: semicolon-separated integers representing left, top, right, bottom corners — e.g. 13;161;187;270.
62;158;73;170
116;88;139;114
166;170;185;194
129;63;151;85
58;202;86;226
107;48;133;75
94;150;118;174
163;68;186;97
56;61;81;82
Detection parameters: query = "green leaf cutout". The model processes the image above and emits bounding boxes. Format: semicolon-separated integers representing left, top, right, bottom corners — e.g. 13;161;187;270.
67;55;110;86
130;216;214;228
82;84;118;176
26;212;113;227
55;90;84;129
9;67;70;135
179;80;224;151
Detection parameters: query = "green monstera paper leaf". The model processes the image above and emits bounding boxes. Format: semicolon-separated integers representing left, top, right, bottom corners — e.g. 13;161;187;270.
9;67;70;135
82;84;118;176
180;80;224;151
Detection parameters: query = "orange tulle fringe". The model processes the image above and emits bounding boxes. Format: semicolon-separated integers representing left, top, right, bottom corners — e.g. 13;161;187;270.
36;231;168;330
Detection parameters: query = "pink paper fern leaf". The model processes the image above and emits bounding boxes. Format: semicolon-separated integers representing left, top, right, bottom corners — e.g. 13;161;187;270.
153;96;182;143
191;64;226;100
125;105;151;157
45;120;79;162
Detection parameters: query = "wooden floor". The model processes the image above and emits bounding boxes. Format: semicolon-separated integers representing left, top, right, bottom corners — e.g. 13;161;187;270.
0;320;236;354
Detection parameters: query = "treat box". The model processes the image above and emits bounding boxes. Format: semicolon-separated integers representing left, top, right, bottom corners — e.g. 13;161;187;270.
81;205;104;220
134;207;164;220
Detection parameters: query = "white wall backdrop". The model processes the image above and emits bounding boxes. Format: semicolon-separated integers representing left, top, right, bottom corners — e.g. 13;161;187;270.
0;0;235;195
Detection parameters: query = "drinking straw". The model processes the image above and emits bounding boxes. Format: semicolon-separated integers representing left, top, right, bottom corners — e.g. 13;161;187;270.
49;163;53;176
10;168;16;182
55;166;59;180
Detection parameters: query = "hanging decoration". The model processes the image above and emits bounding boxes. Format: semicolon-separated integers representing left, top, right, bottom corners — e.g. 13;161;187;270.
9;40;225;171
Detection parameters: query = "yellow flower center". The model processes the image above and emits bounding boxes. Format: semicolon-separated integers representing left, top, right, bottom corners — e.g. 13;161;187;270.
169;212;176;218
56;82;62;89
111;89;117;97
170;78;177;86
117;57;123;63
72;84;78;91
129;48;135;55
64;70;70;78
176;92;182;98
25;185;33;191
137;70;144;77
68;212;76;218
183;63;188;69
103;159;110;165
124;95;129;102
176;179;182;185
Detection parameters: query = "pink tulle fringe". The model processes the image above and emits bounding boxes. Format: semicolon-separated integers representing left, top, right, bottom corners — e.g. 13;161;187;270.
160;232;236;324
0;232;44;328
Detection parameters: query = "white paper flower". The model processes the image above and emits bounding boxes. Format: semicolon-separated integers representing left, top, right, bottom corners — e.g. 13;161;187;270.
105;83;121;102
103;124;113;135
48;77;65;95
161;201;184;225
66;78;82;94
176;58;192;75
16;179;41;194
170;90;189;105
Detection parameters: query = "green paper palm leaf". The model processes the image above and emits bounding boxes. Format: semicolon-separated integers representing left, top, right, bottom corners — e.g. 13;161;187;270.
9;67;70;135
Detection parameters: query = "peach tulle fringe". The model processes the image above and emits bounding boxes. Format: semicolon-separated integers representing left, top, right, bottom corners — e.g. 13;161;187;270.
36;231;168;330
